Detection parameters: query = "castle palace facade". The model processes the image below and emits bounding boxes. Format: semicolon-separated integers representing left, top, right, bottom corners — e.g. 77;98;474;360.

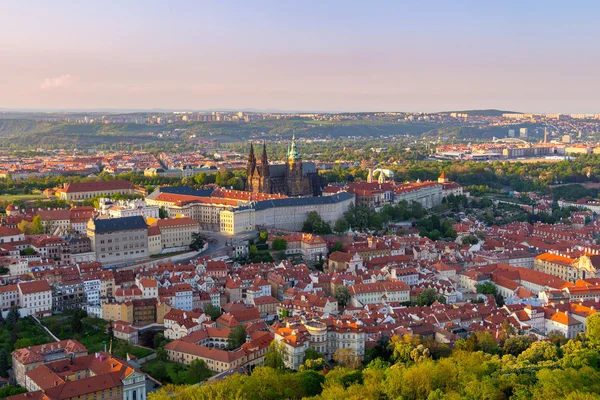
246;135;322;197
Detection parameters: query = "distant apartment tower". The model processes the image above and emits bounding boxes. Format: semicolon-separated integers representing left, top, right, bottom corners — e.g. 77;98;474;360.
519;128;528;138
508;129;515;138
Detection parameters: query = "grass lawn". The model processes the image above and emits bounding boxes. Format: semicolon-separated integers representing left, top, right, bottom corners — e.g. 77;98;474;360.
0;194;45;202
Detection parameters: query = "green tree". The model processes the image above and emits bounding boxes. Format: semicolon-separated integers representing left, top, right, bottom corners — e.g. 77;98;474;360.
259;231;269;243
416;288;446;306
107;323;115;344
17;220;35;235
303;211;332;234
517;340;560;364
187;359;212;382
503;335;533;357
249;245;258;255
71;310;84;334
304;348;325;361
203;304;222;321
14;338;33;349
6;308;19;327
476;282;497;295
334;286;351;308
334;218;349;234
272;238;287;251
227;325;246;350
149;361;168;382
156;347;168;362
265;340;285;370
586;313;600;343
0;349;9;378
31;215;44;234
190;232;206;251
0;386;27;398
158;207;169;219
21;247;37;256
329;241;344;254
153;332;166;349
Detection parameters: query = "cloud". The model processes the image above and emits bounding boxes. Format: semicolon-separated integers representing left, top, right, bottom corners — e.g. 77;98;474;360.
40;74;73;90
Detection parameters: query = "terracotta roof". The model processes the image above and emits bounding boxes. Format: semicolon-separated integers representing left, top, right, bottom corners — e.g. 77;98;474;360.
64;180;134;193
19;280;51;295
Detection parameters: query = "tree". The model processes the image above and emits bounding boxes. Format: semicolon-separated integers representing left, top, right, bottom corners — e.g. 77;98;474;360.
586;312;600;343
190;232;206;251
334;286;351;308
416;288;446;306
297;370;326;397
227;325;246;350
304;348;325;361
303;211;332;234
153;332;166;349
6;308;19;327
272;238;287;251
0;350;9;378
156;347;168;362
517;340;559;364
71;311;83;334
203;304;222;321
17;220;35;235
476;282;497;295
329;241;344;254
249;245;258;255
0;386;27;399
503;335;533;356
462;234;480;245
158;207;169;219
108;322;115;343
31;216;44;234
333;348;361;368
259;231;269;243
334;218;349;234
187;359;212;382
20;247;37;256
149;361;168;382
548;330;568;346
14;338;33;349
265;340;285;370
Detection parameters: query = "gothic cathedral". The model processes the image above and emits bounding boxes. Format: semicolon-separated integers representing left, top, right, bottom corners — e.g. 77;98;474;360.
245;135;322;197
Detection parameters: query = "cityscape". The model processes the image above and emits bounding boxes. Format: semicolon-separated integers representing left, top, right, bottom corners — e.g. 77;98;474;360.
1;2;600;400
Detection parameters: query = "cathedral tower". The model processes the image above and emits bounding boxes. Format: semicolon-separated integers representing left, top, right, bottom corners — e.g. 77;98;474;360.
246;142;256;191
261;141;271;193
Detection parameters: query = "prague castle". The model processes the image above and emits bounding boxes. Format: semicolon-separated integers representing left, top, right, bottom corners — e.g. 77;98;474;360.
246;135;322;197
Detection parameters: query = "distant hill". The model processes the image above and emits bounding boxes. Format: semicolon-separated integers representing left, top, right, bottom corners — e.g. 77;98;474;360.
444;109;521;117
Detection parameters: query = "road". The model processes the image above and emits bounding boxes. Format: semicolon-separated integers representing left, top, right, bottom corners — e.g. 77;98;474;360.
112;231;257;271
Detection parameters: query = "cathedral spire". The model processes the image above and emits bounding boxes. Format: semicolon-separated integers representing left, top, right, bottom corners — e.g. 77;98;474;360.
247;142;256;172
288;133;299;160
262;141;270;178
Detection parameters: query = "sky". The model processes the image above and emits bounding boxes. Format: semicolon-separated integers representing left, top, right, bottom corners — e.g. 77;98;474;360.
1;1;599;113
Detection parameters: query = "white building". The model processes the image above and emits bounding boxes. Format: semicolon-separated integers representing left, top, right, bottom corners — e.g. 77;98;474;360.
18;281;52;317
274;317;366;370
83;277;101;305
